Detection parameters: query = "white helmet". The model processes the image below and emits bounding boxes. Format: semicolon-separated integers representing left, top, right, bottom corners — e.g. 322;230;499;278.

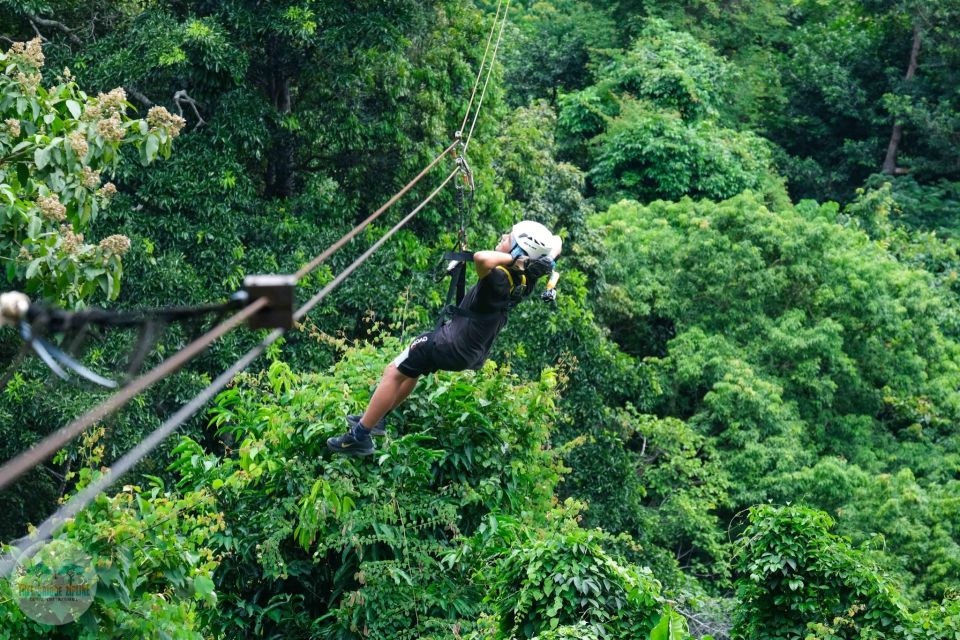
510;220;559;260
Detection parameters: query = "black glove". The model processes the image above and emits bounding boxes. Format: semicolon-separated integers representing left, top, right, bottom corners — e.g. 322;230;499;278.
541;288;557;304
525;256;556;279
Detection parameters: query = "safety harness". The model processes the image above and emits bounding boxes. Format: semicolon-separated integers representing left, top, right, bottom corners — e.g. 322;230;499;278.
434;134;530;329
435;256;527;329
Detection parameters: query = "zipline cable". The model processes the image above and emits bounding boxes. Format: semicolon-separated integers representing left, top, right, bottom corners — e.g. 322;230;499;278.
459;0;505;136
294;141;458;281
464;0;512;151
0;141;458;491
296;168;459;321
1;0;509;572
0;168;459;578
0;297;269;493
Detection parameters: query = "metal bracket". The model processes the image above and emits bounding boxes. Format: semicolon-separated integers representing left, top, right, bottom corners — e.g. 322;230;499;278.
243;275;297;330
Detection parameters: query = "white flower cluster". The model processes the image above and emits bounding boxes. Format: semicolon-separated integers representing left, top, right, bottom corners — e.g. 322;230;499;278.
98;234;131;256
84;88;127;120
147;106;186;137
60;224;84;255
37;194;67;222
96;114;124;142
15;72;40;96
97;182;117;201
69;131;89;158
81;166;100;189
7;38;44;69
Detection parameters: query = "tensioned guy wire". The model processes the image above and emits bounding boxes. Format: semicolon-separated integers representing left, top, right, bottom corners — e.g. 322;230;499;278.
294;141;458;281
0;297;269;493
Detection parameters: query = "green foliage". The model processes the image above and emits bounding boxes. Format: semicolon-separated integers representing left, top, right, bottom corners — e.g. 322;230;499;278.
561;407;730;585
0;38;182;306
861;175;960;237
556;19;783;205
589;192;960;602
588;100;776;203
503;0;618;106
489;516;663;639
1;430;222;639
3;1;960;635
762;0;960;201
732;504;960;640
770;461;960;604
167;341;567;638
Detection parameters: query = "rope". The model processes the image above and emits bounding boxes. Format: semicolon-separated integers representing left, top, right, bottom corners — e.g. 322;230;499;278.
0;297;269;493
295;169;459;320
464;0;512;151
459;0;505;136
0;0;511;574
0;142;459;490
294;142;458;281
0;168;459;578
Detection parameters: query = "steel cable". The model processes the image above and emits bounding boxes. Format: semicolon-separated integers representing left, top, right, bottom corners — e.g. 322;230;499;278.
0;297;269;493
459;0;505;135
0;168;458;577
465;0;512;151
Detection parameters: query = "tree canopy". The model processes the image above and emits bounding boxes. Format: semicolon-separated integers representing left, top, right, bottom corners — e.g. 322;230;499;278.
2;0;960;637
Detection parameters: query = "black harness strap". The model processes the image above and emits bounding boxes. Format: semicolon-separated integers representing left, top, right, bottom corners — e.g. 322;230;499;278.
436;251;479;329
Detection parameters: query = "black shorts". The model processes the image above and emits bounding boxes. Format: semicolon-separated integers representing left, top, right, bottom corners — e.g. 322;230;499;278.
392;332;464;378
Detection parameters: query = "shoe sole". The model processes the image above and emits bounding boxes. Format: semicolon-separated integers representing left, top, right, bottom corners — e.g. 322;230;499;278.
326;438;375;457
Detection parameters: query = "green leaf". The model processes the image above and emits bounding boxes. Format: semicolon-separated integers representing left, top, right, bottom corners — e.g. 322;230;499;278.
650;613;670;640
144;134;160;165
34;147;50;170
193;574;215;597
65;99;82;119
27;216;43;238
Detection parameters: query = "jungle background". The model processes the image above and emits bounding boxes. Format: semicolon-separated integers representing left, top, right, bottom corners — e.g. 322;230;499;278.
1;0;960;638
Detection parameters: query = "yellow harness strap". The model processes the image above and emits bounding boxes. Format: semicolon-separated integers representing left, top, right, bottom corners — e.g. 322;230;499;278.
495;266;526;293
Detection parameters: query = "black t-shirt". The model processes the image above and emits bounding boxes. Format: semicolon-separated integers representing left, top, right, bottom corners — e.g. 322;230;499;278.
433;267;514;370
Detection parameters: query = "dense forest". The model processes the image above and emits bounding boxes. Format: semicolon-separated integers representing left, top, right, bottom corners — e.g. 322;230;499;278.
1;0;960;638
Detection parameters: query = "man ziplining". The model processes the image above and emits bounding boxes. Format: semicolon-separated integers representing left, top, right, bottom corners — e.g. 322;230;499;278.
327;220;562;456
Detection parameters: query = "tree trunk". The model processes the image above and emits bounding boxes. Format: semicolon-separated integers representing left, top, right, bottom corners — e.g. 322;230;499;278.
265;73;295;198
882;23;922;175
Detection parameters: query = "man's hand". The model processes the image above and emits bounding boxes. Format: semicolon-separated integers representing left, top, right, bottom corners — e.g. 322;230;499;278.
541;289;557;304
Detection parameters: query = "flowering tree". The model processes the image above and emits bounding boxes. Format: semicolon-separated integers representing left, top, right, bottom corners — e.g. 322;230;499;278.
0;38;185;308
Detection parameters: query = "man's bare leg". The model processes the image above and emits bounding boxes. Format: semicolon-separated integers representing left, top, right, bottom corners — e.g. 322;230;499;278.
390;375;419;412
360;364;418;429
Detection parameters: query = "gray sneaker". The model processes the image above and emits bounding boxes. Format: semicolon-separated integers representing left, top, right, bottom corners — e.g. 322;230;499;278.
348;414;387;437
327;416;375;456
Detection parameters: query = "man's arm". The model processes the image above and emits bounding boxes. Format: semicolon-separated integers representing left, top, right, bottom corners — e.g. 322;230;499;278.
549;237;563;260
543;237;563;300
473;250;515;280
